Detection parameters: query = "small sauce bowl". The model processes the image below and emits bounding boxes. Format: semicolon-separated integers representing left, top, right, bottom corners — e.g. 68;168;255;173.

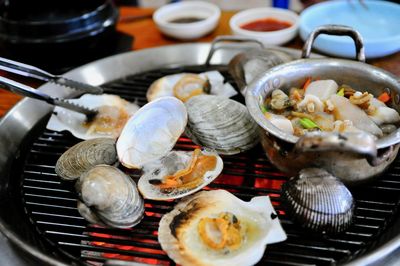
230;7;299;46
153;1;221;40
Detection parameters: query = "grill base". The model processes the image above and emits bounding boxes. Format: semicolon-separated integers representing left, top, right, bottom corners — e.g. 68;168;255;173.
14;65;400;265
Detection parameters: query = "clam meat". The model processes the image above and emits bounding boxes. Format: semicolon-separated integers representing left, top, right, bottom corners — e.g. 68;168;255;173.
185;95;259;155
76;165;145;228
158;190;287;266
56;138;117;181
146;71;237;102
138;148;223;200
116;97;187;169
47;94;139;140
228;48;293;96
281;168;354;234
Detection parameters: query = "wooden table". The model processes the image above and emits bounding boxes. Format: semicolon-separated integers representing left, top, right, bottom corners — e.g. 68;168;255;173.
1;6;399;117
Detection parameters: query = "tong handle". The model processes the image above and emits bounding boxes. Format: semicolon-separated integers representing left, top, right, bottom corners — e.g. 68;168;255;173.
0;56;103;94
0;76;97;118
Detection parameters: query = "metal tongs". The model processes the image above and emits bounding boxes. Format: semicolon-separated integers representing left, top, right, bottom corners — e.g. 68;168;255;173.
0;57;100;120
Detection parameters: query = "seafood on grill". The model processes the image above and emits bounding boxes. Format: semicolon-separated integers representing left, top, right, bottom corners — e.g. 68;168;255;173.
158;190;286;266
55;138;117;181
228;48;293;96
76;165;145;228
146;71;237;102
185;95;259;155
138;148;223;200
47;94;140;140
281;168;354;234
116;97;187;169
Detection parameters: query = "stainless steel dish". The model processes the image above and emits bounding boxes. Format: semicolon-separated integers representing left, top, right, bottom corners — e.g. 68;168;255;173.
246;25;400;185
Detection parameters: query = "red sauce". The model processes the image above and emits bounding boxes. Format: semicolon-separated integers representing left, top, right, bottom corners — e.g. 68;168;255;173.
240;18;292;32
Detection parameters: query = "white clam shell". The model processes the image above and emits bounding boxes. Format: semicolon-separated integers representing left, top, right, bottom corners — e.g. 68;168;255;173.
47;94;139;140
76;165;144;228
116;97;187;169
185;95;259;155
138;149;223;200
158;190;287;266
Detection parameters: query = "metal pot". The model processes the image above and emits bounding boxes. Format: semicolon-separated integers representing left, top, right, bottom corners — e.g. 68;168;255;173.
246;25;400;185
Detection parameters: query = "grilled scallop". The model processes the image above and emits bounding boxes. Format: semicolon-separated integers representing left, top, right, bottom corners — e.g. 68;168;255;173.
158;190;287;266
281;168;354;234
76;165;144;228
138;148;223;200
55;138;117;181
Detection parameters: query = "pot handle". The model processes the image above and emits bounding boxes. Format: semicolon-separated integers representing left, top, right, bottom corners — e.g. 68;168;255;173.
205;36;264;66
294;131;379;165
301;25;365;62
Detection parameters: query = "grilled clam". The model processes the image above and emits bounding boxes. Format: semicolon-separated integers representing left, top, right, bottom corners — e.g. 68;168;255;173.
185;95;259;155
146;71;237;102
138;148;223;200
116;97;187;169
158;190;287;266
55;138;117;181
228;48;292;96
76;165;144;228
281;168;354;234
47;94;139;140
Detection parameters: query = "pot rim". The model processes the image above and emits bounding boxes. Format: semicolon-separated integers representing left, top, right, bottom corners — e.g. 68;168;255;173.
245;57;400;150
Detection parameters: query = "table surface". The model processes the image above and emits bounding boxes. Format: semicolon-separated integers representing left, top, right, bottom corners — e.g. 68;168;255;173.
0;6;399;118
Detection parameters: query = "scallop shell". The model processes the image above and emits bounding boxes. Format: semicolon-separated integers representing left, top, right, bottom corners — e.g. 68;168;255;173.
116;97;187;169
281;168;354;234
138;149;223;200
158;190;286;266
47;94;140;140
55;138;117;181
228;48;293;96
185;95;259;155
76;165;144;228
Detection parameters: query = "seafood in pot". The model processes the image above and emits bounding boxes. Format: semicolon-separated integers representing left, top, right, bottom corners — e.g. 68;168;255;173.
138;148;223;200
228;48;293;96
116;97;187;169
55;138;117;181
281;168;354;234
76;165;145;228
158;190;286;266
261;79;400;138
146;71;237;102
47;94;140;140
185;95;259;155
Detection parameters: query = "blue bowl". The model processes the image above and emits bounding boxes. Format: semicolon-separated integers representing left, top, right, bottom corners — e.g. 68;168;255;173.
300;0;400;59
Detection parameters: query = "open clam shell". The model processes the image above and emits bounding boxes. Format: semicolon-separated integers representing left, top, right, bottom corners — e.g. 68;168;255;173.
138;149;223;200
76;165;144;228
55;138;117;181
281;168;354;234
116;97;187;169
158;190;286;266
185;95;259;155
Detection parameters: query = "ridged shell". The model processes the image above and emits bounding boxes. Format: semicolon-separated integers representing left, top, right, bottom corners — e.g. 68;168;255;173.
55;138;117;181
228;48;293;96
185;95;259;155
158;190;286;266
281;168;354;234
138;149;223;200
116;97;187;169
76;165;144;228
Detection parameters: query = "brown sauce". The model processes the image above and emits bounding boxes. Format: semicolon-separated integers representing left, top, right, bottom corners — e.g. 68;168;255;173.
240;17;292;32
169;17;205;23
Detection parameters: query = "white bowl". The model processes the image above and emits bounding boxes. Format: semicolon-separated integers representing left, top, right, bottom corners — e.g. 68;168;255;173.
229;7;299;46
153;1;221;40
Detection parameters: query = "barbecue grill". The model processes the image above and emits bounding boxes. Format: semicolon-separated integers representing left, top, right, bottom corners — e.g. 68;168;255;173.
0;43;399;266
